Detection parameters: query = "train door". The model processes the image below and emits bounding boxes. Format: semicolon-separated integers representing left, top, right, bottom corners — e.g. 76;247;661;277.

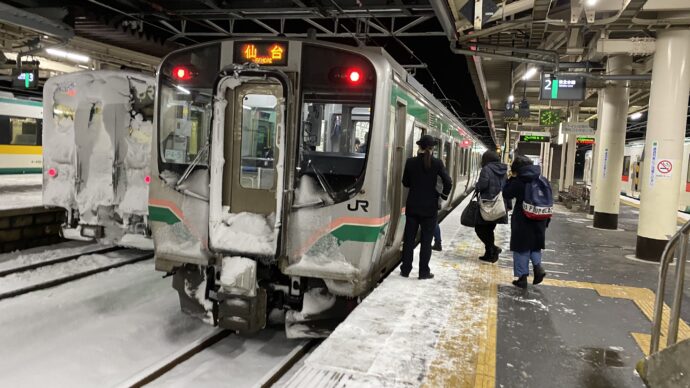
385;101;407;247
208;73;286;256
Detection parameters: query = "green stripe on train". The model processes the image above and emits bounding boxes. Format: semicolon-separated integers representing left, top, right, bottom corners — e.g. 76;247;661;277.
0;97;42;107
148;206;181;225
0;168;42;174
331;223;385;243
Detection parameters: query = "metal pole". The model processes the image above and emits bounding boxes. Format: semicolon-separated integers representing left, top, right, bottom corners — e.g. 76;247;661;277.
667;232;688;346
650;240;677;354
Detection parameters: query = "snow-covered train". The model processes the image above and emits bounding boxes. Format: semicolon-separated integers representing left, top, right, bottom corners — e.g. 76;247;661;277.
584;140;690;212
42;71;155;248
149;39;485;336
0;93;43;174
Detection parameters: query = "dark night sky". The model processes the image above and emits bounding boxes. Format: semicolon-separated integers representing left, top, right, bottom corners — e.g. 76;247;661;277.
361;36;485;119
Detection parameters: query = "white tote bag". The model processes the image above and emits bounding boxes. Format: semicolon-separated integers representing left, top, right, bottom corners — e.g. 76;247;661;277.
479;192;506;221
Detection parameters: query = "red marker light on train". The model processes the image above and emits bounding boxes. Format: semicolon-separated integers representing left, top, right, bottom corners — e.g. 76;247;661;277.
48;168;57;177
144;175;151;184
171;66;193;81
348;69;361;83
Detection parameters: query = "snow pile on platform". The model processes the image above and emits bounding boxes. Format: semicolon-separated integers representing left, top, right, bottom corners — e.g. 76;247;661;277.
280;198;495;387
211;209;277;256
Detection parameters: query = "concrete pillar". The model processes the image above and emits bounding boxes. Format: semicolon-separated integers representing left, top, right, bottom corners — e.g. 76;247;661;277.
592;55;632;229
589;92;605;214
559;134;568;192
564;107;579;189
636;29;690;261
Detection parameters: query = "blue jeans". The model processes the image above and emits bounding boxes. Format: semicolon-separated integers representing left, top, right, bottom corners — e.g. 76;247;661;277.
513;250;542;277
433;224;441;243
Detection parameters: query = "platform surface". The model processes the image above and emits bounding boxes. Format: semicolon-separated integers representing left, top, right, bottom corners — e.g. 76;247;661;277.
280;198;690;388
0;174;42;210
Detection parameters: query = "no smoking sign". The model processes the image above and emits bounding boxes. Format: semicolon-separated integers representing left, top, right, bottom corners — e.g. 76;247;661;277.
657;160;672;175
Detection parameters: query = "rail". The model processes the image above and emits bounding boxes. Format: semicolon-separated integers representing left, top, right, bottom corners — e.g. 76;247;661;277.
650;219;690;354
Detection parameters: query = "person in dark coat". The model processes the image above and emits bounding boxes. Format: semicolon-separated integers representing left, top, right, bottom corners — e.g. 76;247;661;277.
475;151;508;263
502;155;548;289
401;135;453;280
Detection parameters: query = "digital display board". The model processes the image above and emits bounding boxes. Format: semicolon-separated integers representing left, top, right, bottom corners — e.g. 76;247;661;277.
519;132;551;143
11;68;38;89
577;136;595;145
539;73;586;101
234;41;288;66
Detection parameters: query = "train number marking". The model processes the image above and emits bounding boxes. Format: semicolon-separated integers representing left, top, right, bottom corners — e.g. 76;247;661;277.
348;200;369;213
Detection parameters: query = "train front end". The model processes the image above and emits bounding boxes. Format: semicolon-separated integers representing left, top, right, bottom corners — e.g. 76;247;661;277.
42;71;155;248
151;40;386;335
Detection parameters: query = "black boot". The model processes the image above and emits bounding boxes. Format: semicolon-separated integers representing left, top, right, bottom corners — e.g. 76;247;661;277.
432;241;442;252
512;275;528;289
490;246;502;263
479;246;494;262
419;273;435;280
533;265;546;285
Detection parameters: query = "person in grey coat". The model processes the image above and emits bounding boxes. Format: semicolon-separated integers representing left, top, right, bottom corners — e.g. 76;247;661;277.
475;151;508;263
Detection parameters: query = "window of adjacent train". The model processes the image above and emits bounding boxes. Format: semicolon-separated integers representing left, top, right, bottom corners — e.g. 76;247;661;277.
158;43;220;174
0;116;41;145
297;44;376;203
240;94;277;190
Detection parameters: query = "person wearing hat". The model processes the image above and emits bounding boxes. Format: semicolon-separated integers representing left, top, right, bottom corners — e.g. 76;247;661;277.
400;134;453;279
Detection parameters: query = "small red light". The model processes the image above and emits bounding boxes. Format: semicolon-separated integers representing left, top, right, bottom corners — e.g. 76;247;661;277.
144;175;151;184
48;168;57;177
172;66;192;81
348;70;361;83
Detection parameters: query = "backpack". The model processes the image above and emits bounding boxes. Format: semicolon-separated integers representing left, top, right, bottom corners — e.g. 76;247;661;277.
522;176;553;220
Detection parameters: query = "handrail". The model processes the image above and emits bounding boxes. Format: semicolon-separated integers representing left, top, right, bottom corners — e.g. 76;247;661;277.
650;219;690;354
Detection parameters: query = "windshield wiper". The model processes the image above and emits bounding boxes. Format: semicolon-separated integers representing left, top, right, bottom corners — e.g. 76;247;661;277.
175;142;210;190
307;158;337;202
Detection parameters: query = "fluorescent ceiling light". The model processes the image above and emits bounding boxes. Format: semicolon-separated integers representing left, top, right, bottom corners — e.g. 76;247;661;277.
630;112;642;120
508;95;514;102
522;67;538;80
586;0;598;6
45;48;89;63
176;85;191;95
77;64;89;70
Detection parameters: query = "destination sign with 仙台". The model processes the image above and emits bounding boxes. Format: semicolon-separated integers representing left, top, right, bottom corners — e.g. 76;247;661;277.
539;73;586;101
234;41;288;66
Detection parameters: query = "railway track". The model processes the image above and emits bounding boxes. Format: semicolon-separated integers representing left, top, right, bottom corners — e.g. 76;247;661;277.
0;247;154;301
120;330;317;388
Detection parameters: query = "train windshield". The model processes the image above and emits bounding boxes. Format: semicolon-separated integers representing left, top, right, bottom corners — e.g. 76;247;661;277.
297;44;376;203
158;44;220;174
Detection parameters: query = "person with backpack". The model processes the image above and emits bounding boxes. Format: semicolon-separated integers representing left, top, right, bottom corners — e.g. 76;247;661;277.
401;135;453;279
503;155;552;289
475;150;508;263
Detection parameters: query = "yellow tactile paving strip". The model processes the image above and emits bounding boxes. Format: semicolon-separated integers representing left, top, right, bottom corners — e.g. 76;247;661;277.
422;233;690;387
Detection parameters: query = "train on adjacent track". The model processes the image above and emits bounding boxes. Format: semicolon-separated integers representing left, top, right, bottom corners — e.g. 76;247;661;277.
42;71;156;248
584;140;690;213
0;93;43;174
149;38;486;336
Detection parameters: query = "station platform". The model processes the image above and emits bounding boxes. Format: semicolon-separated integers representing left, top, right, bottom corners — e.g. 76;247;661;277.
0;174;42;211
280;198;690;388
